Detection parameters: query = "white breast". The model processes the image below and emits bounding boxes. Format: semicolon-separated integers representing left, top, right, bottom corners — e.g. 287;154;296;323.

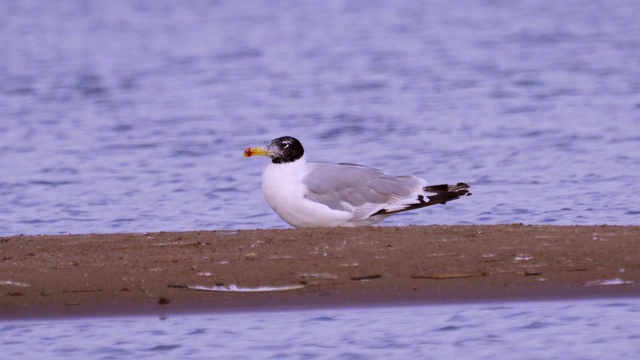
261;156;353;227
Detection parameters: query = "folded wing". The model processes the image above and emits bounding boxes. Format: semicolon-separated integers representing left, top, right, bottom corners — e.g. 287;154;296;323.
302;163;426;220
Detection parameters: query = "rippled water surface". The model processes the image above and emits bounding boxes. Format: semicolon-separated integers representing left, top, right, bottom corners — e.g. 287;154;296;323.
2;299;640;359
2;0;639;235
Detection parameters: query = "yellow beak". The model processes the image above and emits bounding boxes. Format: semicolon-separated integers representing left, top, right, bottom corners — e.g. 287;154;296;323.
244;147;271;157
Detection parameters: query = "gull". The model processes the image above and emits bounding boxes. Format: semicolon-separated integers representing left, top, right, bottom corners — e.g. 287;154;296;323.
244;136;471;228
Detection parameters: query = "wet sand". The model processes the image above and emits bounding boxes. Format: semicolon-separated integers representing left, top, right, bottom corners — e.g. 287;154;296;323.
1;225;639;320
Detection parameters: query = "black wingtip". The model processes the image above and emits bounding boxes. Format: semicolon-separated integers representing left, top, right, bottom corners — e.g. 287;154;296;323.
371;182;472;217
423;182;472;205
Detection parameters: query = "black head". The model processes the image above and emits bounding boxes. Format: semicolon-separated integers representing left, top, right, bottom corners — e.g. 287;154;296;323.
265;136;305;164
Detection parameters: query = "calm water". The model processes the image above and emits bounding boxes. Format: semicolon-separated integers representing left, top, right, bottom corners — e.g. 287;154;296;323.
2;0;639;236
2;299;640;359
2;1;640;358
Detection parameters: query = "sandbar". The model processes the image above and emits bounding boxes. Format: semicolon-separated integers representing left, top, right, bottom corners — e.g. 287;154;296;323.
1;225;638;320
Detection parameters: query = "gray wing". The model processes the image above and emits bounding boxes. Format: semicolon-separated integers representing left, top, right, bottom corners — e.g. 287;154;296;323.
302;163;424;219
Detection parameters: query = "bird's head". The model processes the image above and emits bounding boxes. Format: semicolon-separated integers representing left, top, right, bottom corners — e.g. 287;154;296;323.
244;136;305;164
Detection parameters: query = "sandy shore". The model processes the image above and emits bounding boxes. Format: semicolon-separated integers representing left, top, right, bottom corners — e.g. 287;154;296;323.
1;225;639;320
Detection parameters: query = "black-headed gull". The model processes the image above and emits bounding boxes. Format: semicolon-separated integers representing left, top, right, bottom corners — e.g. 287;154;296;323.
244;136;471;227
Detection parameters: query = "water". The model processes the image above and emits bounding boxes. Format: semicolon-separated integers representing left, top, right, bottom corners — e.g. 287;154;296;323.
2;298;639;359
2;1;640;357
2;0;639;236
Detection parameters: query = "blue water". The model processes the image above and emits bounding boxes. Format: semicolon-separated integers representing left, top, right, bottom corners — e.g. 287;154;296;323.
2;299;640;359
2;1;640;358
2;0;639;236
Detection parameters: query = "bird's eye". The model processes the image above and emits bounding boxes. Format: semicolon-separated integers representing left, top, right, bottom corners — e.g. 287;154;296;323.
282;142;289;148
